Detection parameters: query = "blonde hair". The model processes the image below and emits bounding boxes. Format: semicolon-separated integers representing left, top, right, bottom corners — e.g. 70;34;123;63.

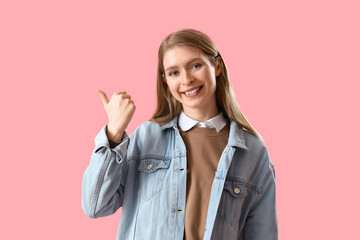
150;29;264;142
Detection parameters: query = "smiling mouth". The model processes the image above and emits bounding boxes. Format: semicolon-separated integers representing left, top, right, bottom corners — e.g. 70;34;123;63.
184;86;202;96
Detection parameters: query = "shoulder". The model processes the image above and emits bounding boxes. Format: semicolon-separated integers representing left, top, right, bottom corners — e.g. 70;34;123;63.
243;129;268;156
130;120;163;139
229;121;269;160
126;120;174;160
244;129;275;187
243;129;273;168
129;120;176;148
228;125;275;189
135;120;161;131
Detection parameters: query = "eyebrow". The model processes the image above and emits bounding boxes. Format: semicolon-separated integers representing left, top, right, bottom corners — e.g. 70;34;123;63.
165;57;203;72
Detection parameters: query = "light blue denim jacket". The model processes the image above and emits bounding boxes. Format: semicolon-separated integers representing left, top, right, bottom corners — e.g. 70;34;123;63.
82;116;278;240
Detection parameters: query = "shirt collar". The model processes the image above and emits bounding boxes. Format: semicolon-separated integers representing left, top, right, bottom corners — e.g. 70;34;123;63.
178;111;227;133
160;113;248;151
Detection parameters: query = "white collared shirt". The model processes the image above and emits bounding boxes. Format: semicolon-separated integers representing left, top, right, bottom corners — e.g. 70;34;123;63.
178;111;227;133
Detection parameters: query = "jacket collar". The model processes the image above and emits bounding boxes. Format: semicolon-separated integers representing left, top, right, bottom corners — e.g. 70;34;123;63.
160;115;179;130
228;121;249;150
160;114;248;151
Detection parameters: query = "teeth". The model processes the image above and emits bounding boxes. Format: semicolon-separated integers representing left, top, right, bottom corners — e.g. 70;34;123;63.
185;87;200;96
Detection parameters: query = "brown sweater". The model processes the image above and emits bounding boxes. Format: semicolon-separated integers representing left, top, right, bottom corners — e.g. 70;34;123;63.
179;124;230;240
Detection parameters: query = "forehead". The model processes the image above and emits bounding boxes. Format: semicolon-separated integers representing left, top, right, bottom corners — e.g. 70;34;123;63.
163;46;207;67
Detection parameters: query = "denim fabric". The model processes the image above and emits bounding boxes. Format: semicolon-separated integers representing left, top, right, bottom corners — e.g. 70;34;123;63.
82;116;278;240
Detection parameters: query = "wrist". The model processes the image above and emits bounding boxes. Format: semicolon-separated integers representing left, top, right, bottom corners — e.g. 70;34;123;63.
106;125;125;144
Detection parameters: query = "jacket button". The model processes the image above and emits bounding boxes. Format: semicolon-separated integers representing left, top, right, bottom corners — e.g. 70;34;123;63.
234;187;240;194
147;164;153;170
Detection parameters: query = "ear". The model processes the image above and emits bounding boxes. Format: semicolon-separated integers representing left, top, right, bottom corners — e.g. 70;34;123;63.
162;73;168;84
215;56;222;77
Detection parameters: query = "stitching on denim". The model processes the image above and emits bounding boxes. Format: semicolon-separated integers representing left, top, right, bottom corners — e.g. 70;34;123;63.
225;176;258;191
127;154;172;163
246;166;274;214
221;214;241;227
90;149;112;217
257;166;273;194
132;194;140;238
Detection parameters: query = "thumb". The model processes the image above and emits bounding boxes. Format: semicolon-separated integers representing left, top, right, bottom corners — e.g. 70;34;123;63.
96;89;109;108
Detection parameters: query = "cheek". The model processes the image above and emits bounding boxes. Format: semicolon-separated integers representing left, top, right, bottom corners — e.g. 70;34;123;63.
166;82;180;97
205;72;217;88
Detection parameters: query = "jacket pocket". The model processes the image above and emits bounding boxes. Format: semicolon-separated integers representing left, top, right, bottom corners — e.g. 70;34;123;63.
137;158;171;201
218;180;249;225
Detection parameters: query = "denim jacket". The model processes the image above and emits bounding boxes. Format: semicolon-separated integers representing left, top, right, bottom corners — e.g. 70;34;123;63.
82;116;278;240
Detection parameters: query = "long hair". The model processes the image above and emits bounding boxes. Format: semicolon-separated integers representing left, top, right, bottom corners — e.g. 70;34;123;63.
150;29;263;142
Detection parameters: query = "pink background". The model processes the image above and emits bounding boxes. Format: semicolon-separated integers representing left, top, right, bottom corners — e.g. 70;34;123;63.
1;0;359;239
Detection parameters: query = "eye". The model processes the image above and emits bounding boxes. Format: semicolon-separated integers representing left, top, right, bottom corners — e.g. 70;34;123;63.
191;63;202;70
169;71;179;76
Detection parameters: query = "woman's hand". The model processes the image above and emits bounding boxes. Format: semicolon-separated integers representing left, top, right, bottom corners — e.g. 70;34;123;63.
97;90;136;144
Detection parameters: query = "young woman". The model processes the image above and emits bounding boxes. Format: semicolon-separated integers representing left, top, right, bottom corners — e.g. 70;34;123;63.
82;29;278;240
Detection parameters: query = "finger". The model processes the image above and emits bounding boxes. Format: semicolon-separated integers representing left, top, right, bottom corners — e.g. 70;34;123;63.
96;89;109;107
112;91;127;98
121;94;132;100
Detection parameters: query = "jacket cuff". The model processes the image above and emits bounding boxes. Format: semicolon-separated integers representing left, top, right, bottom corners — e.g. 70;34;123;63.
94;125;130;163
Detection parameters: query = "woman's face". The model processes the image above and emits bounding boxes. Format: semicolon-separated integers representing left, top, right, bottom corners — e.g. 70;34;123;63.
163;46;221;120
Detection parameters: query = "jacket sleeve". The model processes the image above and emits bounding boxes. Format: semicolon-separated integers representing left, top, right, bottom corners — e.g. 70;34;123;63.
242;161;278;240
81;125;130;218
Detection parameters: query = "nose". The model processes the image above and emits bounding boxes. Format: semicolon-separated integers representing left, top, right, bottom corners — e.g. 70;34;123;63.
181;71;194;85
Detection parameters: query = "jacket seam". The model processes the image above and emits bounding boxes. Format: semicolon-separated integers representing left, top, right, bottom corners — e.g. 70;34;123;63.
127;154;172;163
90;149;112;218
256;166;273;196
245;166;273;216
225;176;258;192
